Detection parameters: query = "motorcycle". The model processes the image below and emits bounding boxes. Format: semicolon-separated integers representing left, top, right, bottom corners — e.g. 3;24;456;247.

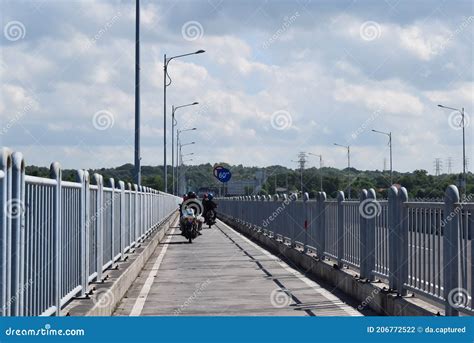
180;208;201;243
203;209;217;228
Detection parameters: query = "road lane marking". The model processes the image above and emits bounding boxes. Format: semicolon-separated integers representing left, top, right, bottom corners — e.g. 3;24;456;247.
129;225;176;316
218;220;362;316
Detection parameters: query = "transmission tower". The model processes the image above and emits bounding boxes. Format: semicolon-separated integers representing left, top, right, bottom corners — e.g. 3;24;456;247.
446;157;453;174
433;158;443;176
292;152;307;194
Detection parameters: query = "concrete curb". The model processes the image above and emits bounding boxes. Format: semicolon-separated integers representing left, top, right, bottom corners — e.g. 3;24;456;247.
65;212;178;316
219;214;441;317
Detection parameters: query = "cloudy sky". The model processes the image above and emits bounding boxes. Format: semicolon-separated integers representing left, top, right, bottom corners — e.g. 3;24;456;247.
1;0;473;173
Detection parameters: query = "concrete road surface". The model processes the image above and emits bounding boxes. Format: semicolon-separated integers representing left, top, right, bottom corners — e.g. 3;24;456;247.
114;219;366;316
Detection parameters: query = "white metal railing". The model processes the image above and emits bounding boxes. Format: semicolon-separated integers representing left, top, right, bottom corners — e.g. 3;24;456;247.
0;148;180;316
218;186;473;316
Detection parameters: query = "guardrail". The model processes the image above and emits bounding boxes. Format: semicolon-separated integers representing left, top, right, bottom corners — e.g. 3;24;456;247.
218;186;473;316
0;148;180;316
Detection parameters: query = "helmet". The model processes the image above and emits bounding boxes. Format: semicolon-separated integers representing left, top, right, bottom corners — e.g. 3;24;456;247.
202;193;208;200
207;193;214;200
187;191;197;199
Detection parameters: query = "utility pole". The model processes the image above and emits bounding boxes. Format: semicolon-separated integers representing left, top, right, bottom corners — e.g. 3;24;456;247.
133;0;141;185
334;143;351;198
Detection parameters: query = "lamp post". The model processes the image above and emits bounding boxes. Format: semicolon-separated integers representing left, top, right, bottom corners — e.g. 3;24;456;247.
177;141;195;195
134;0;141;185
438;104;467;200
164;49;205;193
181;157;194;193
334;143;351;199
172;102;198;194
308;152;323;191
372;129;393;185
176;128;196;194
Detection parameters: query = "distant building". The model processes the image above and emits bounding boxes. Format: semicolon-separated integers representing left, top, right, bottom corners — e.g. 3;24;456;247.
226;179;256;196
225;170;267;196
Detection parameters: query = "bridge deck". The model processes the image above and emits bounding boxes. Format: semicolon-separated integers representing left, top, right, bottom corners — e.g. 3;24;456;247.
114;219;365;316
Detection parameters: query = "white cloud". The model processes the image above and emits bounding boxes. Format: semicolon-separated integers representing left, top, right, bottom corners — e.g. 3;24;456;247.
0;1;472;174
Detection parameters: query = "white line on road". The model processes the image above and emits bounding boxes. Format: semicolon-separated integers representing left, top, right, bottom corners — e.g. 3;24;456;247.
219;221;362;316
129;225;176;316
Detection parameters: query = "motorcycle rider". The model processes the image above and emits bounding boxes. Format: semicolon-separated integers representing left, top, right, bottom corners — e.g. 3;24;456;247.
202;193;217;225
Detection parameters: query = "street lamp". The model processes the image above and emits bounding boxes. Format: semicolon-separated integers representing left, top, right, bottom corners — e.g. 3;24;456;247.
372;129;393;185
181;158;194;193
334;143;351;199
164;50;205;193
176;128;197;194
308;152;323;191
177;141;195;195
438;104;467;200
172;102;198;194
134;0;141;185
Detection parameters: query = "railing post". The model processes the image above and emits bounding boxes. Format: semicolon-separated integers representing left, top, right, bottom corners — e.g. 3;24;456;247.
93;173;103;283
397;187;408;296
444;185;460;316
10;153;25;316
337;191;345;268
359;189;368;279
50;161;61;316
119;181;125;260
366;189;376;281
0;148;12;316
388;186;398;290
127;183;133;250
76;170;88;297
272;194;279;239
319;192;327;259
133;184;139;245
303;192;309;253
109;178;115;266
